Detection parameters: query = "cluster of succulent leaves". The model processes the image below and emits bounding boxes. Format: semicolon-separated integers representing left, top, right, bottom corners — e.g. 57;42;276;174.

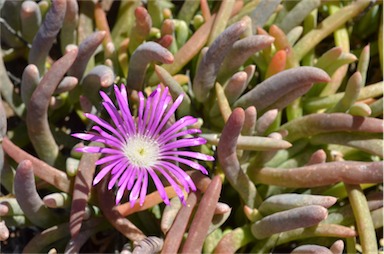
0;0;383;253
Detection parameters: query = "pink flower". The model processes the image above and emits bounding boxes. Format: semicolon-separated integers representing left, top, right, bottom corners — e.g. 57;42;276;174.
73;85;213;206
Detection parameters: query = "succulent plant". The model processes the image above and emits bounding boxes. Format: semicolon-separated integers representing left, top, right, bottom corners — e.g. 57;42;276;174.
1;0;382;253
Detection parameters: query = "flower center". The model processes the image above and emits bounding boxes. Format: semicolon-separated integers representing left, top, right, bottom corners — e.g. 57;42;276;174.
122;134;160;168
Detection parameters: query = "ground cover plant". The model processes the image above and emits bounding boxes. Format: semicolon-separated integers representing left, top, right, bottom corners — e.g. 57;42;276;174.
0;0;383;253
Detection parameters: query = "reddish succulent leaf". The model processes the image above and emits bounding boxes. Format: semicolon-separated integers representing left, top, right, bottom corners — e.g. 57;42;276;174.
181;176;222;254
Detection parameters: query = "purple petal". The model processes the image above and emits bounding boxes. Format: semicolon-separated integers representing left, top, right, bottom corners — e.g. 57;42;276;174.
116;176;129;204
157;116;198;144
161;155;208;174
129;169;144;204
147;87;171;134
154;165;186;205
127;167;139;190
137;92;146;133
160;151;214;161
74;147;91;153
102;101;131;135
161;137;207;151
99;90;113;104
108;161;129;189
159;161;196;192
72;132;122;148
75;146;106;154
81;146;122;154
159;163;190;193
157;128;201;145
85;113;125;141
149;96;172;136
118;166;134;187
91;126;124;147
142;87;160;131
71;133;94;140
152;94;184;136
139;170;149;206
147;168;170;205
97;161;120;185
93;164;115;185
118;84;128;104
111;159;129;174
114;85;136;133
96;154;125;165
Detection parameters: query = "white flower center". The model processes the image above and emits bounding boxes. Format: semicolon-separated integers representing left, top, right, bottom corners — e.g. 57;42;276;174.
122;135;160;168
